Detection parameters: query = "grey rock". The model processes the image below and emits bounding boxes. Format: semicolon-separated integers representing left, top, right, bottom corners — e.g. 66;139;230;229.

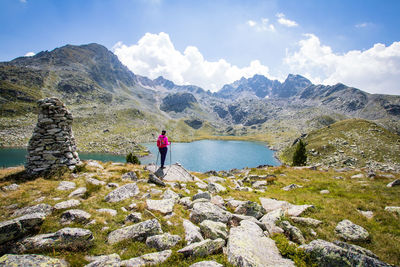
291;216;322;227
163;188;180;202
196;182;208;189
357;210;374;219
0;213;46;245
386;179;400;187
2;184;19;191
178;197;192;209
68;187;87;198
200;220;228;240
190;202;232;224
107;182;119;188
320;190;330;194
86;177;106;186
60;209;91;224
205;176;225;183
12;203;54;217
192;191;211;201
351;173;365;179
147;163;195;182
148;173;166;187
259;209;285;235
282;184;303;191
57;181;76;191
0;254;68;267
207;182;226;193
210;195;225;208
226;220;295;266
107;219;162;244
183;219;204;245
122;171;138;181
300;239;391;267
54;199;81;210
229;214;266;231
85;253;121;267
234;201;266;219
120;249;172;266
178;238;225;257
334;241;380;259
286;204;314;217
335;219;370;241
226;199;246;210
280;220;306;244
105;183;140;203
146;233;181;251
384;206;400;215
86;160;104;169
97;208;117;216
259;198;291;213
125;212;142;223
146;199;175;215
189;261;224;267
252;180;267;189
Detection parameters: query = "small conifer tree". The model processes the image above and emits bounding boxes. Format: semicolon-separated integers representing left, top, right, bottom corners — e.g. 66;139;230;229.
126;153;141;165
292;139;307;166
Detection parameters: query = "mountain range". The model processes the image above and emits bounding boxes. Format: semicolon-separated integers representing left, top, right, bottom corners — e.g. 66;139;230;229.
1;43;399;165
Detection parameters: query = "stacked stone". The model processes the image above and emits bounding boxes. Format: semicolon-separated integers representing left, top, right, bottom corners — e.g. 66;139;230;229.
25;97;80;175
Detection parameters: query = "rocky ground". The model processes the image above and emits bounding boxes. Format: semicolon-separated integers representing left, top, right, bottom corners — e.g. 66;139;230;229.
0;161;399;266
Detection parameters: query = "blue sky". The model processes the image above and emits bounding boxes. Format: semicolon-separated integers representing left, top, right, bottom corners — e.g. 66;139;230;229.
1;0;400;94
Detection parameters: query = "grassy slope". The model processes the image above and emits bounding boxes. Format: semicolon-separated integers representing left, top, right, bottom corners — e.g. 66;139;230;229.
0;163;399;266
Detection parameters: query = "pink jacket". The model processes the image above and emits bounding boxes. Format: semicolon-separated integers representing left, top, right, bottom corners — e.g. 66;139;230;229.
157;135;170;148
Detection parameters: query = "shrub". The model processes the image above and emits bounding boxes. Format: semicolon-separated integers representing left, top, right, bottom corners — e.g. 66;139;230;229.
292;139;307;166
126;153;141;165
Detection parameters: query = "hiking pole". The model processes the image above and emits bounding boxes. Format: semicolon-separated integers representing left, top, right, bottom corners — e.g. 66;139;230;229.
169;141;172;167
156;149;160;168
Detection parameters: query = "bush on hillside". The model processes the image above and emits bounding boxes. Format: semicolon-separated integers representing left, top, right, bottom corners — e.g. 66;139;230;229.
126;153;141;165
292;140;307;166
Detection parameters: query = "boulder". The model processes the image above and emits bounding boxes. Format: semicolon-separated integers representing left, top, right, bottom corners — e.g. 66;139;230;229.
125;212;142;223
86;160;104;169
205;176;225;183
178;238;225;258
145;233;181;251
122;171;138;181
2;184;19;191
259;209;285;235
57;181;76;191
384;206;400;215
0;213;46;245
0;254;68;267
86;177;106;186
196;182;208;189
351;173;364;179
200;220;228;240
386;179;400;187
229;214;266;231
210;195;225;208
190;202;232;224
60;209;91;225
85;253;121;267
192;191;211;201
120;249;172;266
282;184;303;191
97;208;117;216
300;239;391;267
226;199;246;210
107;219;162;244
291;216;322;227
189;261;224;267
252;181;267;189
183;219;204;245
286;204;314;217
104;183;140;203
147;163;195;182
234;201;266;219
207;182;226;193
54;199;81;210
14;227;94;252
179;197;192;209
68;187;87;198
259;198;291;213
335;219;370;242
280;220;306;244
148;173;166;187
12;203;54;217
357;210;374;219
146;199;175;215
226;220;294;266
163;188;180;202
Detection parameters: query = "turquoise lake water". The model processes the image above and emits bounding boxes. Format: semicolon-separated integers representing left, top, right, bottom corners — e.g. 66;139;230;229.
0;140;280;172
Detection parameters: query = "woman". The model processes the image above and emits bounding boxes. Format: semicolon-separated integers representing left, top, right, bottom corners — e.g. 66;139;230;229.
157;130;170;168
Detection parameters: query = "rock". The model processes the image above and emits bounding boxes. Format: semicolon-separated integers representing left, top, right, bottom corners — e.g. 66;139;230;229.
259;209;285;235
183;219;204;245
384;206;400;215
210;195;225;208
386;179;400;187
57;181;76;191
12;203;54;217
163;188;180;202
252;180;267;189
259;198;291;213
120;249;172;266
148;173;166;187
60;209;91;224
189;261;224;267
226;199;246;210
178;238;225;257
179;197;192;209
147;163;195;182
234;201;266;219
107;183;119;188
205;176;225;183
0;213;46;245
226;220;295;266
200;220;228;240
280;221;306;244
192;191;211;201
282;184;303;191
86;177;106;186
320;190;330;194
229;214;266;231
85;253;121;267
54;199;81;210
146;233;181;251
14;227;94;252
125;212;142;223
107;219;162;244
207;182;226;194
286;204;314;217
351;173;364;179
190;202;232;224
196;182;208;189
0;254;68;267
150;188;163;195
86;160;104;169
104;183;140;203
334;241;380;259
300;239;392;267
357;210;374;219
291;216;322;227
97;208;118;216
2;184;19;191
68;187;87;198
335;219;370;241
122;171;138;181
146;199;175;215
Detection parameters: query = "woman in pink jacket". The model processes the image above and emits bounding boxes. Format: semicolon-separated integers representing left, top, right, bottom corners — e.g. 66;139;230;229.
157;130;170;168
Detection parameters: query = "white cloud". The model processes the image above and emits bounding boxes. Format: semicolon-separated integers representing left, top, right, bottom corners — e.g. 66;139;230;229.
276;13;298;27
355;22;368;28
284;33;400;95
247;20;257;27
246;18;276;32
113;32;272;92
24;52;35;57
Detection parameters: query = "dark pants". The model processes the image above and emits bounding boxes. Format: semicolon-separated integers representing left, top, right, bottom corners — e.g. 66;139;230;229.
159;147;168;167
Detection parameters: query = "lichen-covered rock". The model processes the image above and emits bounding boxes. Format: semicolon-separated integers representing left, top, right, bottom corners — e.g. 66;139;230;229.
259;208;284;235
291;216;322;227
97;208;117;216
146;199;175;215
229;214;266;231
104;183;140;203
162;188;180;202
86;177;106;186
259;198;291;213
183;219;204;245
282;184;303;191
300;239;391;267
200;220;228;240
60;209;91;225
146;233;181;251
385;206;400;215
0;254;69;267
226;199;246;210
207;182;226;194
335;219;370;241
2;184;19;191
179;197;192;209
57;181;77;191
234;201;266;219
125;212;142;223
280;220;306;244
226;220;294;267
192;191;211;201
286;204;314;217
205;176;225;183
85;253;121;267
147;163;195;182
178;238;225;258
190;202;232;224
120;249;172;266
122;171;138;181
107;219;162;244
68;187;87;198
54;199;81;210
148;173;166;187
189;261;224;267
0;213;46;245
386;179;400;187
12;203;54;217
14;227;94;252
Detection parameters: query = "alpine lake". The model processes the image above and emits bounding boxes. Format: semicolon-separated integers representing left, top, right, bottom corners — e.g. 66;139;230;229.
0;140;280;173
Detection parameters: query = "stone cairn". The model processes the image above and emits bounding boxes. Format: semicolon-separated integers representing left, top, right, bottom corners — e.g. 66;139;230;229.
25;97;80;175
